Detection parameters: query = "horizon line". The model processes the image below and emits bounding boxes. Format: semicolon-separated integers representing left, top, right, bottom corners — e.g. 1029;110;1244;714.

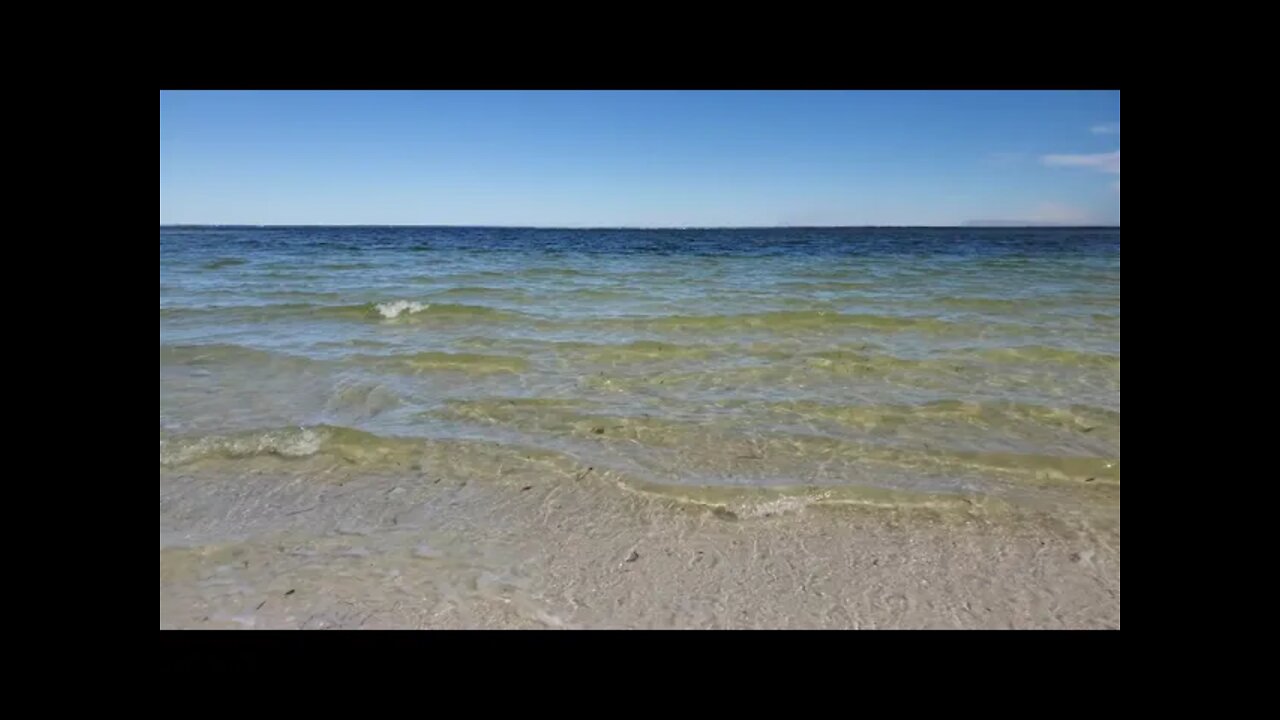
161;223;1120;230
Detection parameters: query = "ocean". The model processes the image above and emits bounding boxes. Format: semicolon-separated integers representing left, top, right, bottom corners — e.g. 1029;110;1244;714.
159;226;1120;629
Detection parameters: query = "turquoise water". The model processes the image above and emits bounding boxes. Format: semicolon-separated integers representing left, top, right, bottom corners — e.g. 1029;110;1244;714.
160;226;1119;516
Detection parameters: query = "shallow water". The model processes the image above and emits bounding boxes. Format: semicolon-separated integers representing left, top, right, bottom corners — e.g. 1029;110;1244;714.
160;226;1119;627
162;227;1118;511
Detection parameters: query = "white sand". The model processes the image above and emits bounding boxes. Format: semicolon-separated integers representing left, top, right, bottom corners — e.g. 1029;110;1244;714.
160;455;1119;630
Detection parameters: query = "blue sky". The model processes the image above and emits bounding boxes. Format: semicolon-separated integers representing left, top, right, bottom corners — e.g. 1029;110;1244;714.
160;91;1120;227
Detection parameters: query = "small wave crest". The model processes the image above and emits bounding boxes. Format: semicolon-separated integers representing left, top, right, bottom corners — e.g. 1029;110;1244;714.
159;425;422;467
375;300;429;319
162;301;528;325
161;426;329;466
611;480;1005;520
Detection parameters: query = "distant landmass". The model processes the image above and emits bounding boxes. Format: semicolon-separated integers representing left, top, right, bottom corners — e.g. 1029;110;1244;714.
965;221;1066;227
960;220;1118;228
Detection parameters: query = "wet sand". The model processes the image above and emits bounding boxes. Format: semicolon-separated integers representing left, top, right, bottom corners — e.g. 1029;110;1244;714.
159;453;1119;630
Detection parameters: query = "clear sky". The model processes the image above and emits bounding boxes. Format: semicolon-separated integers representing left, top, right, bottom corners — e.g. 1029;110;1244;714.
160;91;1120;227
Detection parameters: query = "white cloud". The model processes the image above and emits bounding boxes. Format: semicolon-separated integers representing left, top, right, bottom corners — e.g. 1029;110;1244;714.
1042;150;1120;174
1091;122;1121;135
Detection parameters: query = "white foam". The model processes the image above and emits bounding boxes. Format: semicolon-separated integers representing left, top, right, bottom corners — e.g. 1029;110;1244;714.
375;300;428;319
160;427;328;466
734;494;818;519
261;427;326;457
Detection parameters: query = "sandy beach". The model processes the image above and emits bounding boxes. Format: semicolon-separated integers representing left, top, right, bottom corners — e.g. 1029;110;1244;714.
160;445;1119;630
